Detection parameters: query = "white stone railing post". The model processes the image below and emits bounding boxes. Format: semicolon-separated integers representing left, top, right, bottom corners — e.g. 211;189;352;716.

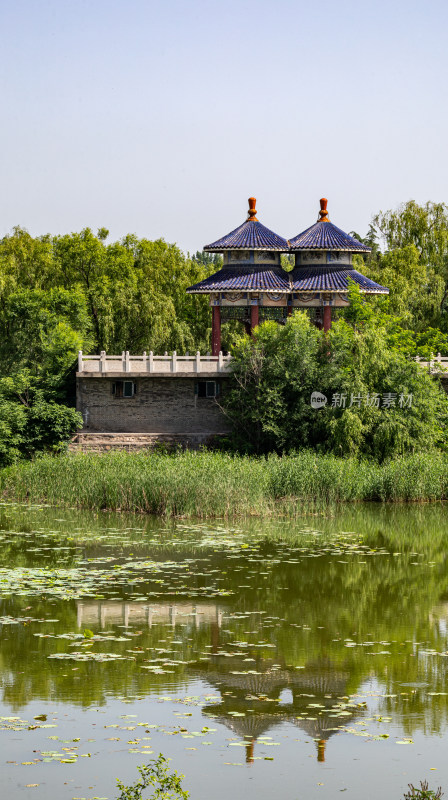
122;351;126;371
142;351;147;368
195;351;201;373
100;351;106;373
172;351;177;373
148;351;153;372
218;351;223;371
78;350;83;372
125;351;130;373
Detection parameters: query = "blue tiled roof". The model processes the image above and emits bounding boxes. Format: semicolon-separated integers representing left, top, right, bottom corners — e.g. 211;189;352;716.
289;221;370;252
187;267;291;293
204;220;288;252
291;267;388;294
187;266;388;294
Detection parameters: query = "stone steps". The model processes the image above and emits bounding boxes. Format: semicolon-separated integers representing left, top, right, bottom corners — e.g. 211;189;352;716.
69;431;225;452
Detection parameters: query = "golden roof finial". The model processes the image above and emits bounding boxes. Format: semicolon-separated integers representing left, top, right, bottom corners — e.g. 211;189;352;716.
247;197;258;221
318;197;329;222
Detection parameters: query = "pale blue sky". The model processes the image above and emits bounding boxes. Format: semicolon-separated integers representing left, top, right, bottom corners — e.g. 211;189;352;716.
0;0;446;253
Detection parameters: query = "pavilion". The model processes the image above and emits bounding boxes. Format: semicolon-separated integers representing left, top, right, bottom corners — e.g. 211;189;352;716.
187;197;389;352
289;198;389;331
186;198;291;355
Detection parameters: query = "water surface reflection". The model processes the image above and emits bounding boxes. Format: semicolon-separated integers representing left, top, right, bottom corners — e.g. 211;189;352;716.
1;503;448;799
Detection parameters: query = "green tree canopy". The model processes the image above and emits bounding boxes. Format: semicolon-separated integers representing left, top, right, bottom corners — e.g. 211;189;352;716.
374;200;448;278
0;227;215;357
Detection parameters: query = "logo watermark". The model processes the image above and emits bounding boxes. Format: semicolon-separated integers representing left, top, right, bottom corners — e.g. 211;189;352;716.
311;392;413;409
310;392;328;409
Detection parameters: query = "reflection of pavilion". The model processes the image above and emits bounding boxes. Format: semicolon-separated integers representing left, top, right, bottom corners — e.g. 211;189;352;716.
76;603;361;762
191;657;359;763
76;600;224;629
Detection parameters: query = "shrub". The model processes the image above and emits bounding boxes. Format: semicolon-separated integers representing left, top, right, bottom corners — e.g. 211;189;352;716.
116;753;189;800
404;780;443;799
222;312;448;459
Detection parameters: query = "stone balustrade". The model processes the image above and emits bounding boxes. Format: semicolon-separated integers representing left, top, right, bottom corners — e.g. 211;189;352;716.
78;351;448;377
76;600;224;629
415;353;448;373
77;350;232;375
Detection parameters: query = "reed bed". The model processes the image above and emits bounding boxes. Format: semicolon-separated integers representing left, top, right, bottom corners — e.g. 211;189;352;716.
1;450;448;517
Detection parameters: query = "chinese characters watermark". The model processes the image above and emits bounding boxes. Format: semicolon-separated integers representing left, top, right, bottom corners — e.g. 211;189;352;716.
311;392;413;409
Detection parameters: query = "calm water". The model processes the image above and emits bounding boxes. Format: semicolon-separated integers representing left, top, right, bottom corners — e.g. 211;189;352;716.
1;503;448;800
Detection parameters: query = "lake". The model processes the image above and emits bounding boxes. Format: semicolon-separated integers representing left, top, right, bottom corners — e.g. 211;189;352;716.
1;502;448;800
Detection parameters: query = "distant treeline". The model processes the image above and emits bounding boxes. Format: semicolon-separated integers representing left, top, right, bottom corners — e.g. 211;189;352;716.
0;228;222;464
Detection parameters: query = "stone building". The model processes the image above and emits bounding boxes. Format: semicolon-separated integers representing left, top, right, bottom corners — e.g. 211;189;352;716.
75;351;232;450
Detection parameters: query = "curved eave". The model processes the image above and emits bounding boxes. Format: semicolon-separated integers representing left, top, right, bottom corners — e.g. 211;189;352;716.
291;247;369;253
187;288;291;293
187;267;291;293
290;267;388;294
204;245;287;252
292;288;389;294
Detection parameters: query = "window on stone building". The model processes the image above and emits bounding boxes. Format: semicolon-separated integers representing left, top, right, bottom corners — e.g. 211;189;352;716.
195;381;220;398
112;381;137;398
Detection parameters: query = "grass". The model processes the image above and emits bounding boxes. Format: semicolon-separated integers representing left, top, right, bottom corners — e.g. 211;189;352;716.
2;449;448;517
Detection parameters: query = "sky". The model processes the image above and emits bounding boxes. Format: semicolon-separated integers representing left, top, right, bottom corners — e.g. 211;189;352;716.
0;0;447;254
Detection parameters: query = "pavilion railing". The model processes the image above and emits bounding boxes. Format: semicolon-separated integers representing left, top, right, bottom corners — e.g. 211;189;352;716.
77;351;232;375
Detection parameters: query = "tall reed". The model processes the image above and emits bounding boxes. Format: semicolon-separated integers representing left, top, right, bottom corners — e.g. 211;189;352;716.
1;450;448;517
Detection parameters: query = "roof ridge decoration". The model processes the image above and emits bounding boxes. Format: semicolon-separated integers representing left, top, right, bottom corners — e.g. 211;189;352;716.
289;198;371;253
204;197;288;252
318;197;329;222
247;196;258;221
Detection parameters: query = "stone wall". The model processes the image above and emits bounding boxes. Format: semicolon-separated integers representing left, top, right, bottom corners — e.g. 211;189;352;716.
76;376;231;434
69;432;226;452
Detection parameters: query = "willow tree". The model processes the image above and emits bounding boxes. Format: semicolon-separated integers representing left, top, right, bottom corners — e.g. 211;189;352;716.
373;200;448;308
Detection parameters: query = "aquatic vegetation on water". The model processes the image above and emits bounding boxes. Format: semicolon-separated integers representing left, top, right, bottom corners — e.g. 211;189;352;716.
2;504;448;799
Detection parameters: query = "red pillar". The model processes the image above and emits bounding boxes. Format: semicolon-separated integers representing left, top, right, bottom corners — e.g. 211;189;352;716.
323;305;331;332
317;739;326;762
250;304;259;334
212;306;221;356
245;738;255;764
